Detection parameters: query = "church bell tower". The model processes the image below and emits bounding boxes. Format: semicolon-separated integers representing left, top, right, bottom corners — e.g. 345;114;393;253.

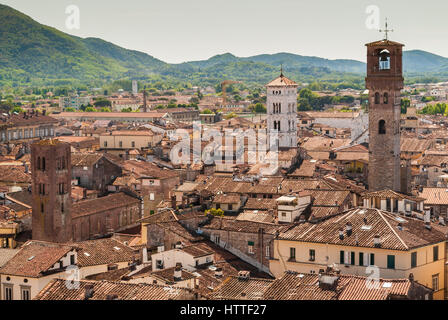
266;68;298;149
365;23;404;192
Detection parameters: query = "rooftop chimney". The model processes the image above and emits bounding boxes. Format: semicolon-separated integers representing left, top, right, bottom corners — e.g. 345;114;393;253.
345;222;352;236
84;284;94;300
373;235;381;248
174;263;182;282
338;229;344;240
215;267;223;278
175;241;183;249
318;273;340;290
424;211;431;224
238;271;250;281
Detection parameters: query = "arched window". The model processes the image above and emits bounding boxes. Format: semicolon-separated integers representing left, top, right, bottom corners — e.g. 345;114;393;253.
379;49;391;70
42;157;46;171
375;92;380;104
273;121;277;130
383;93;389;104
277;121;281;131
379;120;386;134
37;157;41;170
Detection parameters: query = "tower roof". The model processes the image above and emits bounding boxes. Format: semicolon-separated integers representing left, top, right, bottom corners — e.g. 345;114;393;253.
365;39;404;47
266;74;298;87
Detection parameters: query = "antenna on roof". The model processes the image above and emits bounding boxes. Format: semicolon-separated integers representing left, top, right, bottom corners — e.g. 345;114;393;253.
280;64;284;77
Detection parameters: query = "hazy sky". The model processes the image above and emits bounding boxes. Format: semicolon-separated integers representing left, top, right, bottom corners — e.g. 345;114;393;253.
2;0;448;63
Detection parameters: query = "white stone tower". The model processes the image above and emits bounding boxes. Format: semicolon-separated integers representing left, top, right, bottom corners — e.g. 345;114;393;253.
266;70;298;149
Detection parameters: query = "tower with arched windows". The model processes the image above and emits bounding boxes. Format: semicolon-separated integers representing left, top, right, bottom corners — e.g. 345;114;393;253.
31;139;73;243
365;37;404;191
266;70;298;149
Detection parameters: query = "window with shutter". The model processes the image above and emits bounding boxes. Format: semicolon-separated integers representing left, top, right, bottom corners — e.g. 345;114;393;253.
411;252;417;268
387;255;395;269
370;253;375;266
433;246;439;262
351;252;355;265
359;252;364;266
340;251;344;264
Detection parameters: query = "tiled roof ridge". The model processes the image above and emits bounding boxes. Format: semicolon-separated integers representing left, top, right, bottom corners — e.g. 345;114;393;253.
375;209;409;250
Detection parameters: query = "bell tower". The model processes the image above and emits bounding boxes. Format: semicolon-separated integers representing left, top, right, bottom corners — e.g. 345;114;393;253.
365;24;404;192
31;139;73;243
266;68;298;149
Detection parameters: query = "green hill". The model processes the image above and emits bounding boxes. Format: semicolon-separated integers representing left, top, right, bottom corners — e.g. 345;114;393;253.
1;3;448;89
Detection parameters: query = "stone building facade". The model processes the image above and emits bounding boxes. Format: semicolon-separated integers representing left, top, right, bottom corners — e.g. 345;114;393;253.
71;153;122;195
200;217;282;273
366;38;404;192
71;192;141;242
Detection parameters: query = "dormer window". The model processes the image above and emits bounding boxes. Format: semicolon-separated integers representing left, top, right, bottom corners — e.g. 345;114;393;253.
379;49;391;70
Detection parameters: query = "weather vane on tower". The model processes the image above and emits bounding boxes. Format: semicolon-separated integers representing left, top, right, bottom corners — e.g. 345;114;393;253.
379;18;394;40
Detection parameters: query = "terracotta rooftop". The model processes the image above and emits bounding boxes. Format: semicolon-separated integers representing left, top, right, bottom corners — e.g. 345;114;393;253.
401;138;433;153
202;216;283;235
289;160;316;178
363;189;425;202
279;207;448;251
72;193;140;218
0;165;31;184
420;188;448;205
71;153;103;167
122;160;179;179
212;194;241;204
0;240;75;278
264;271;417;300
243;198;277;211
34;279;194;300
151;266;196;283
72;238;138;267
309;189;351;207
208;276;274;300
266;74;298;87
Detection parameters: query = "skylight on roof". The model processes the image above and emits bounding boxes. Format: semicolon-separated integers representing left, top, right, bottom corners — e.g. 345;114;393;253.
208;266;217;271
382;282;392;288
27;256;35;261
361;225;372;231
84;252;91;257
396;217;406;223
113;246;121;251
358;209;366;214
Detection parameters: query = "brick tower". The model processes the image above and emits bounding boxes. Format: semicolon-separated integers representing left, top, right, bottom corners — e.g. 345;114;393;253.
365;35;404;192
31;139;73;243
